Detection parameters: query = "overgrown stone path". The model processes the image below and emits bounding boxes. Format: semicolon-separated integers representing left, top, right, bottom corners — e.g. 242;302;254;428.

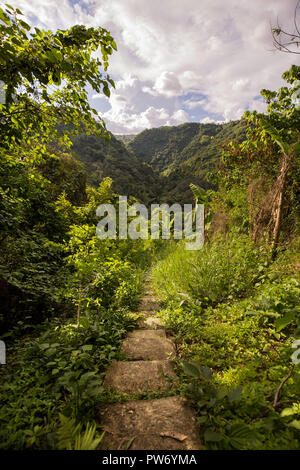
97;280;202;450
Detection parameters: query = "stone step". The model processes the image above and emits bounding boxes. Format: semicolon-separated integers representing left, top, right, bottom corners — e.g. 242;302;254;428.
98;396;202;450
126;328;166;338
103;360;178;393
139;310;160;317
139;295;161;312
121;330;175;360
138;317;164;329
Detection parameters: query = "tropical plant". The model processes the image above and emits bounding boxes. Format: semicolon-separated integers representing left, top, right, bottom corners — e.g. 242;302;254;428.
57;414;104;450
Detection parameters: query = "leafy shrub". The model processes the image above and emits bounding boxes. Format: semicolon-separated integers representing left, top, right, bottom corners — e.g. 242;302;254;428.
155;241;300;450
0;310;135;449
152;234;268;307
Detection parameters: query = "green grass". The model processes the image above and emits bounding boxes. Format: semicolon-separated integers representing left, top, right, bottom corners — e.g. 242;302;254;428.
151;233;269;307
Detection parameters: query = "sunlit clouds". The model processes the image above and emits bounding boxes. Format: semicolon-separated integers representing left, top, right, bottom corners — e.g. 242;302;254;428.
15;0;299;133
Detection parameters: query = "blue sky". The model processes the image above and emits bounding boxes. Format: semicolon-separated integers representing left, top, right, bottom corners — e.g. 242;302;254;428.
9;0;300;133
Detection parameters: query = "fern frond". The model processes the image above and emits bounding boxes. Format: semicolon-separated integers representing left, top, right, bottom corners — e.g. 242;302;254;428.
74;423;105;450
57;414;82;450
57;414;104;450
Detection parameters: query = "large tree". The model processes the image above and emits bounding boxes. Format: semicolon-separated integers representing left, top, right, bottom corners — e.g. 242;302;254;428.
222;65;300;258
0;5;117;329
0;3;116;148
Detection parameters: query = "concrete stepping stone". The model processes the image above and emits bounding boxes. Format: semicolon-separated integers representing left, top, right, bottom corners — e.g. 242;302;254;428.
138;317;164;329
103;360;178;393
121;330;175;360
139;310;160;317
139;294;161;312
98;396;202;450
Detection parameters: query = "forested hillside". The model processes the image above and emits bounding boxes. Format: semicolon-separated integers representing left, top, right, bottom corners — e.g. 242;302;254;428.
128;121;245;173
71;132;159;203
73;120;246;205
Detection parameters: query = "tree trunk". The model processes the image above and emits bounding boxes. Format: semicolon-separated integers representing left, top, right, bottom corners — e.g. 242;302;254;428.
271;153;290;260
77;283;82;325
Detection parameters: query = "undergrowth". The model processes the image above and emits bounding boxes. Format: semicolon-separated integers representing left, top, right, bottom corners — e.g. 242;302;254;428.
0;308;137;449
152;237;300;449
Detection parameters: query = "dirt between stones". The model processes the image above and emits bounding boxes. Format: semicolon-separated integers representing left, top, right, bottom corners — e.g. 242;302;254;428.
97;284;202;450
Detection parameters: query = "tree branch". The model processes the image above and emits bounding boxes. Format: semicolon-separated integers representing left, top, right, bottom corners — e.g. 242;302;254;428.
273;365;294;408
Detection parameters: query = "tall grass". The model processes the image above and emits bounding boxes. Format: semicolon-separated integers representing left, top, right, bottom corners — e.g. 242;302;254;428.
151;234;268;307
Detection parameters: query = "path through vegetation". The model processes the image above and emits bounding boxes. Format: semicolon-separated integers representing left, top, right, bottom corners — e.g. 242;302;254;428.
97;280;202;450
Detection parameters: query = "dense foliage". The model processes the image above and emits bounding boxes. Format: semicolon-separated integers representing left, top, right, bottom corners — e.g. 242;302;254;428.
151;66;300;450
0;4;299;451
127;120;246;204
152;238;299;449
71;132;159;204
69;121;246;206
0;5;150;449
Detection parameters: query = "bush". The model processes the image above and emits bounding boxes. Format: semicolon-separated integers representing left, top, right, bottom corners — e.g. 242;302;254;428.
152;234;269;307
0;309;135;449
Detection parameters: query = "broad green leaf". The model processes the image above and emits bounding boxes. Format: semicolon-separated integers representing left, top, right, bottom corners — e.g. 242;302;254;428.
19;19;31;31
204;429;224;442
181;361;201;378
201;366;212;380
102;84;110;97
260;119;290;155
280;406;297;417
0;8;10;25
216;388;228;400
275;311;295;331
288;420;300;430
228;423;258;449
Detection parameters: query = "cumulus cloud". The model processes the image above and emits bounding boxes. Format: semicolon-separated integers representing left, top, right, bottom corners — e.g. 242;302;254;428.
153;72;182;97
200;116;224;124
15;0;299;131
102;105;188;134
184;98;206;110
142;71;182;98
102;78;188;133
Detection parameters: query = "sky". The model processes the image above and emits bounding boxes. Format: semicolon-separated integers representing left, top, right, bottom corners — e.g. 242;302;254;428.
11;0;300;134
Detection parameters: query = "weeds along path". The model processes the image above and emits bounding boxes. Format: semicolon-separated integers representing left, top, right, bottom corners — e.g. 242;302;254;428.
97;280;202;450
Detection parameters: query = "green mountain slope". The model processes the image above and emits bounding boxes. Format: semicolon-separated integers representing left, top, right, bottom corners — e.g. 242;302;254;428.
128;123;200;170
71;120;246;205
71;132;160;204
115;134;136;145
127;120;246;203
129;121;246;172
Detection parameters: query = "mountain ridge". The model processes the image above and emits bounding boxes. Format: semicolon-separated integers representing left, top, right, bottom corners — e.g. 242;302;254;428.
71;120;246;205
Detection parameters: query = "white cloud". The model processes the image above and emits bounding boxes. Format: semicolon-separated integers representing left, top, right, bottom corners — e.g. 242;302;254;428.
92;93;106;100
14;0;299;131
172;109;188;122
153;71;182;97
200;116;224;124
103;99;188;134
184;98;206;109
142;72;182;98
